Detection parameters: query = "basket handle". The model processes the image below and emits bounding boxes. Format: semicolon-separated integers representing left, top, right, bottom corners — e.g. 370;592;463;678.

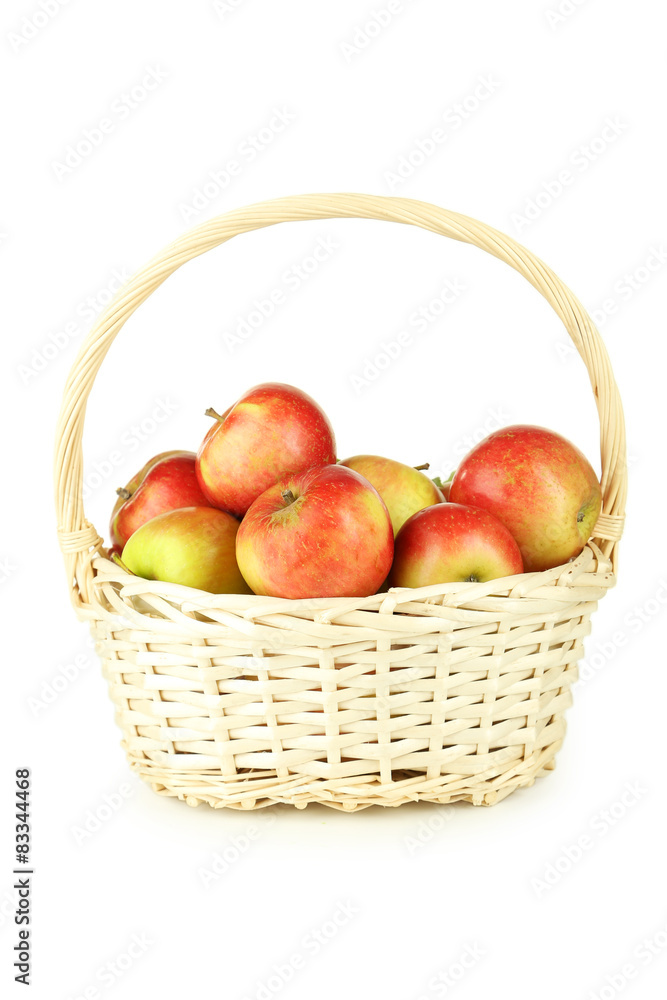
54;193;627;603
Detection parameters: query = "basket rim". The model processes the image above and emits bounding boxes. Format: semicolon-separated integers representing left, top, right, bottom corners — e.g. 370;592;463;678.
84;539;614;623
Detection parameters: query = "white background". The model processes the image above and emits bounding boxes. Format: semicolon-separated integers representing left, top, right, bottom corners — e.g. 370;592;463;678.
2;1;666;998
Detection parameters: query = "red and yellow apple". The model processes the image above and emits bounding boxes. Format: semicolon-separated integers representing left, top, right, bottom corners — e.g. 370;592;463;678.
121;507;251;593
339;455;443;535
449;425;601;572
236;464;393;598
110;451;211;550
391;502;524;588
196;383;336;517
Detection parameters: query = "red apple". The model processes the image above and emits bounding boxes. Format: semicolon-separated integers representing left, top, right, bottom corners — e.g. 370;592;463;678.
449;425;602;572
236;464;393;598
110;451;211;551
339;455;443;535
196;383;336;517
391;503;524;588
122;507;251;594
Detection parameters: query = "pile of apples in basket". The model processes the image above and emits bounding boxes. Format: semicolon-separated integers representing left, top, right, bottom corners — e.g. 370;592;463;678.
110;382;602;598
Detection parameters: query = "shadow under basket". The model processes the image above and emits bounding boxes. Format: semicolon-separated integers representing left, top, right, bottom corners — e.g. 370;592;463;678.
55;193;627;811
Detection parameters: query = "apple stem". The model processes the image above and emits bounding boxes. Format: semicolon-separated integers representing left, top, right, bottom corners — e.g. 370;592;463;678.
205;407;224;422
116;487;132;500
414;463;430;471
281;489;296;506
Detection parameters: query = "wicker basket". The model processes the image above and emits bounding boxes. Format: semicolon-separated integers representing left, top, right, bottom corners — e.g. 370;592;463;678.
55;194;626;811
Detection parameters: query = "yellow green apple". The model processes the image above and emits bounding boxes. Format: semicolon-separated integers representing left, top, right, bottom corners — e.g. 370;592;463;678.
122;507;251;593
339;454;443;535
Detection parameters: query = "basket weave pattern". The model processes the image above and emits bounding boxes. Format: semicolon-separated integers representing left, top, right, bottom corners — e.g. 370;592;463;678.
55;194;626;811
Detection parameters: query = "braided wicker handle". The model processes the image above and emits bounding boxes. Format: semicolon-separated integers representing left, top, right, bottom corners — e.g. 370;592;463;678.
55;193;627;603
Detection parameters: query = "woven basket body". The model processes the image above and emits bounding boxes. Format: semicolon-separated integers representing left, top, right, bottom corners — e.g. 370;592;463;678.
55;194;626;811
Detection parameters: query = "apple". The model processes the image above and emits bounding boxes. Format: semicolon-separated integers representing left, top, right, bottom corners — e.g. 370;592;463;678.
449;425;602;572
122;507;251;594
391;503;524;588
236;464;394;598
110;450;188;539
439;470;456;501
196;383;336;517
339;455;443;535
110;451;211;551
